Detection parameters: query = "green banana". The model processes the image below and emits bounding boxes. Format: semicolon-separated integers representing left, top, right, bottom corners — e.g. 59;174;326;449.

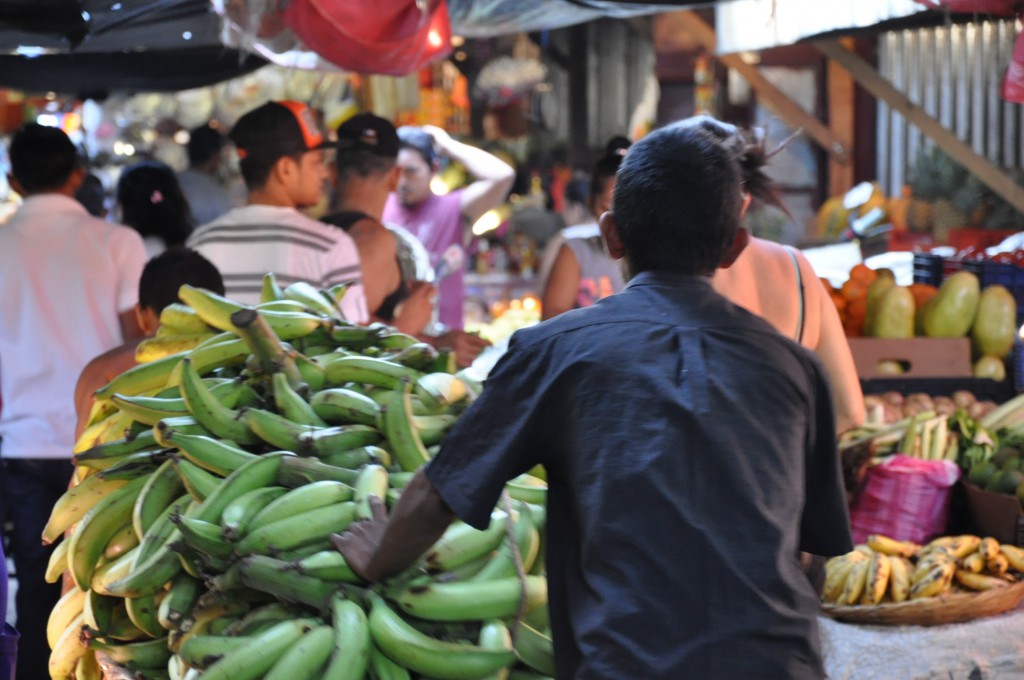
111;380;246;425
75;430;159;468
244;407;321;450
382;380;430;472
157;572;202;631
196;618;319;680
478;619;513;680
322;594;371;680
256;299;308;313
324;355;422;389
172;515;235;560
153;415;212;447
293;550;362;583
94;351;184;401
84;595;145;641
293;351;328;392
414;414;457;446
512;623;556;676
170;599;252;655
87;636;171;669
180;357;260;445
277;455;360;487
261;272;285;303
282;280;339;318
310;387;381;426
132;459;185;541
506;475;547;505
164;337;250;387
179;284;328;339
235;501;357;556
125;591;164;638
220;486;289;541
178;635;254;670
42;474;131;544
102;521;141;561
220;603;296;636
368;593;515;680
388;576;547;622
96;449;169;480
389;342;442;371
471;503;540;581
237;555;339;609
264;624;335;680
74;409;135;453
354;464;389;520
68;475;148;589
370;643;413;680
166;432;258;476
330;323;385;349
423;510;510;573
378;331;420;350
160;302;214;334
301;424;382;457
507;671;554;680
319;444;388;469
172;458;223;502
272;371;328;426
45;536;70;583
90;545;140;595
248;479;354;531
415;372;469;410
83;588;118;635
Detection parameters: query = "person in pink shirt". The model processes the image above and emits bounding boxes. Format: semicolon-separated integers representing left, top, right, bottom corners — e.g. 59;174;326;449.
383;125;514;332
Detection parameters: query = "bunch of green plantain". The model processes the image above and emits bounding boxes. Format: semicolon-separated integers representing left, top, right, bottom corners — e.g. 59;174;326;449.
821;533;1024;608
43;275;555;680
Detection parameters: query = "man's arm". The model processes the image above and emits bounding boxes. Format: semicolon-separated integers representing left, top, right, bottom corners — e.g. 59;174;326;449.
332;468;455;582
541;244;581;320
423;125;515;227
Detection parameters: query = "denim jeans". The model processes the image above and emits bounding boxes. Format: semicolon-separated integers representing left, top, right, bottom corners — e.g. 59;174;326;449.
2;457;74;680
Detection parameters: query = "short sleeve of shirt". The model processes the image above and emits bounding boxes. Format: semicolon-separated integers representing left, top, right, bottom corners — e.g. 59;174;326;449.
112;226;147;313
799;357;854;556
426;336;548;529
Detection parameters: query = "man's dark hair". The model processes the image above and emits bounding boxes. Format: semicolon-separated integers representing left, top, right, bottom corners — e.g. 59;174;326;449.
9;123;79;193
75;172;107;217
612;116;743;276
238;152;302;189
138;246;224;313
335;149;395;182
589;153;623;202
187;124;226;167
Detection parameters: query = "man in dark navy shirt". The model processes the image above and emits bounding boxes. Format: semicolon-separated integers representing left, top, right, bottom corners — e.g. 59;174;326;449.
334;116;853;679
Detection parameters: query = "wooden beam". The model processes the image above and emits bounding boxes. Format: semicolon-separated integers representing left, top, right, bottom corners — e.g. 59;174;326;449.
827;37;857;196
675;10;848;164
815;38;1024;216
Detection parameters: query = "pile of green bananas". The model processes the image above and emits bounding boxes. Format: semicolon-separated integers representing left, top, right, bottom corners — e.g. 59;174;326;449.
821;533;1024;607
43;277;554;680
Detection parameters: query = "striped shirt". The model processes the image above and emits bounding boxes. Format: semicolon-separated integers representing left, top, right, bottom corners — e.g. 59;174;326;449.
188;204;368;322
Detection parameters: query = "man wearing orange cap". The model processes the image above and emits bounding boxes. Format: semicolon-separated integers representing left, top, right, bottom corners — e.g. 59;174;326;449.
188;100;367;322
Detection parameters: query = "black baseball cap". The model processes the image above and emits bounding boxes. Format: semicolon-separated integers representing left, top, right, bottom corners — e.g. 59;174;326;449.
230;100;330;160
336;113;400;158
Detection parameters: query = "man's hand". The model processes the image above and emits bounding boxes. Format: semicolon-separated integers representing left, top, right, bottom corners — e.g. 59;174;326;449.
392;281;436;336
435;330;491;368
331;496;389;583
421;124;453;152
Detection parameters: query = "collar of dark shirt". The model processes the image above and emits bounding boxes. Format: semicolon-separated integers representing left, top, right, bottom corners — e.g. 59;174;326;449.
625;270;715;291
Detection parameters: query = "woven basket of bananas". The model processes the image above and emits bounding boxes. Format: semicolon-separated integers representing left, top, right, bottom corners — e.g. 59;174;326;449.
819;534;1024;625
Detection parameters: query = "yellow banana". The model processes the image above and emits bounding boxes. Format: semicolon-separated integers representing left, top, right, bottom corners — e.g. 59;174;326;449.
955;569;1010;591
909;561;955;599
866;534;919;558
136;333;214;363
978;537;1000;561
47;588;86;650
838;558;870;606
1001;544;1024;572
950;535;983;559
45;537;71;583
962;552;986;574
821;552;866;603
887;555;911;603
861;550;891;605
49;612;89;680
987;553;1010;575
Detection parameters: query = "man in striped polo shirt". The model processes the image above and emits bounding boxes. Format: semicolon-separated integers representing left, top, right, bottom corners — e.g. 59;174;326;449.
188;100;368;322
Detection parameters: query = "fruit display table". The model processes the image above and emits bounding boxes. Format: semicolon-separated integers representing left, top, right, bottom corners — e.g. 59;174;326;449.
819;604;1024;679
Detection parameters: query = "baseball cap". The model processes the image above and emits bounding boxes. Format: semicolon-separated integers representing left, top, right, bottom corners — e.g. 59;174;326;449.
397;125;438;165
230;100;329;160
336;113;400;157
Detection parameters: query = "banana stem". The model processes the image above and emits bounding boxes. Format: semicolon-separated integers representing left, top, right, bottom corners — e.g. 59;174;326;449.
230;309;303;387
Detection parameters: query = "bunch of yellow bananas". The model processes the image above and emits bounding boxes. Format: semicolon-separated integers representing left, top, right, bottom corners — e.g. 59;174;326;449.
821;533;1024;608
44;275;554;680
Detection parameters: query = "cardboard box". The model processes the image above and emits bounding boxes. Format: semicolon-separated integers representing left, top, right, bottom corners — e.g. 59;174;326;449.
847;337;972;379
961;480;1024;547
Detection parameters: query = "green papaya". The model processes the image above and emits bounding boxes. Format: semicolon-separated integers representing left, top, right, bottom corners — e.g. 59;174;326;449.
872;286;915;338
923;271;980;337
971;285;1017;358
915;296;935;336
864;272;896;336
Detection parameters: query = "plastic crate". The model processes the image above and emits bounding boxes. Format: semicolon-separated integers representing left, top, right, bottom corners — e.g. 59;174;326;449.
912;252;944;286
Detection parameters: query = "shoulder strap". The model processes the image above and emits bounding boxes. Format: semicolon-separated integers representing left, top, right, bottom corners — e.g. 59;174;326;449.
785;246;805;343
322;211;370;232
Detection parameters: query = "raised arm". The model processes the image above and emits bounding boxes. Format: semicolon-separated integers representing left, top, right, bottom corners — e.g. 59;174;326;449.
422;125;515;226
